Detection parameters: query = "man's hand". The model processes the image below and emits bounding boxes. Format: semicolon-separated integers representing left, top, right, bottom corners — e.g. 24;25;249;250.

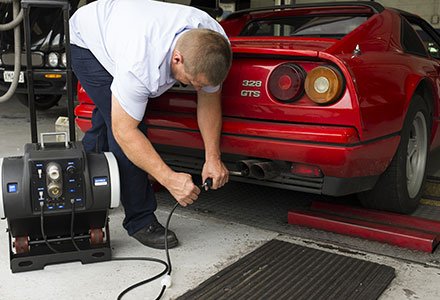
164;172;201;206
202;159;229;190
111;95;200;207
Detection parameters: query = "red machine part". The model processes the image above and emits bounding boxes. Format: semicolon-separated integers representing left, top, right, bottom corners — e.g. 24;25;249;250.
89;229;104;245
288;201;440;252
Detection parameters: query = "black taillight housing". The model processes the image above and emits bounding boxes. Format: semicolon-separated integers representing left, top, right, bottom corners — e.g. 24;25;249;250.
268;63;306;102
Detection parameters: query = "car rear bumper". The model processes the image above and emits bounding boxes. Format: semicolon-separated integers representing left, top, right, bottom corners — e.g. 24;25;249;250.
0;67;66;95
75;106;400;196
154;145;381;196
145;113;399;176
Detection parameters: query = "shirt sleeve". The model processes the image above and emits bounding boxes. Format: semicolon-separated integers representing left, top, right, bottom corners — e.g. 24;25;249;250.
110;67;150;122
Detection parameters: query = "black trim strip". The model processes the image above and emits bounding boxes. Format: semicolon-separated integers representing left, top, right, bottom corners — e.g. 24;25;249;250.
147;124;400;147
224;1;384;21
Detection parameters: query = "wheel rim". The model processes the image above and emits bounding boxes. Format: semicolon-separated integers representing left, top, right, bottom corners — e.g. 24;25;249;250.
406;111;428;198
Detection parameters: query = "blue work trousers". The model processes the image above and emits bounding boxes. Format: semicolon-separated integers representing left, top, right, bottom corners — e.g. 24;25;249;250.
71;44;157;235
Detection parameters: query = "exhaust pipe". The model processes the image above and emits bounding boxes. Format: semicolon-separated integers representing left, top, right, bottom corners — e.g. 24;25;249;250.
235;159;261;177
250;161;280;180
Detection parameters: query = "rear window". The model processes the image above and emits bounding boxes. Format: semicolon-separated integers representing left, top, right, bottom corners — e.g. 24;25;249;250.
240;15;369;38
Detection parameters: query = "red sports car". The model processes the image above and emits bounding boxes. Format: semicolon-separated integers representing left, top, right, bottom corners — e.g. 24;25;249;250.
75;2;440;214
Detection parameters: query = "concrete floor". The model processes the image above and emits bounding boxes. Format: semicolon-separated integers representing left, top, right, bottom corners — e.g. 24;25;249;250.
0;97;440;300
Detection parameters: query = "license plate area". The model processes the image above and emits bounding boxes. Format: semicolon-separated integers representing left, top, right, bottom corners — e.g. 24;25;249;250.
3;71;25;83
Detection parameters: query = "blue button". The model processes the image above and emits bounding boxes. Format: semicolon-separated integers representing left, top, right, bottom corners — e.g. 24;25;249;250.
69;188;76;193
68;179;76;183
7;183;18;193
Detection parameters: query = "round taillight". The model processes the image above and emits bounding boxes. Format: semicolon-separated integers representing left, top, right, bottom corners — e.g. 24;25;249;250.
268;64;305;102
305;66;344;104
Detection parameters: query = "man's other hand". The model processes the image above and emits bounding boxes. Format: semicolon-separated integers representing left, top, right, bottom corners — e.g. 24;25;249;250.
165;172;200;206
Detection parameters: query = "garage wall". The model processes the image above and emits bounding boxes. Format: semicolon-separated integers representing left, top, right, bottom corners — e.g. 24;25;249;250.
378;1;440;29
250;0;440;29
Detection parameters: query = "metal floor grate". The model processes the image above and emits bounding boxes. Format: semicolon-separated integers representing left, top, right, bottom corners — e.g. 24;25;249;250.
177;239;395;300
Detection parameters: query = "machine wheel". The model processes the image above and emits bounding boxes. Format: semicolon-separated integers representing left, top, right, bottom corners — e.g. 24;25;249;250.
89;229;104;245
13;236;30;254
17;94;61;110
358;95;430;214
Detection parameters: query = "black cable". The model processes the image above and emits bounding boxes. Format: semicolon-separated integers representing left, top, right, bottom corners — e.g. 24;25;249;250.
39;202;59;253
113;257;169;300
67;179;211;299
70;199;81;251
116;201;180;300
67;196;179;300
164;202;180;275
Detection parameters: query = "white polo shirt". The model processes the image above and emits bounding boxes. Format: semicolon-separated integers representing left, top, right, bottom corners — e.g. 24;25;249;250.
70;0;227;121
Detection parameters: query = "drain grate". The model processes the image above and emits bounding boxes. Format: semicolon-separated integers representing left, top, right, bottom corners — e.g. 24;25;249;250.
177;239;395;300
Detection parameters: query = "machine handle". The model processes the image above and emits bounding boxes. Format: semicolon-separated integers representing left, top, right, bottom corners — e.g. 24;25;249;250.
40;132;69;149
23;0;76;143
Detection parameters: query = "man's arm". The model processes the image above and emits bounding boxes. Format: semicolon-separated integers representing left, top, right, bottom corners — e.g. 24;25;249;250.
197;88;229;189
111;95;200;206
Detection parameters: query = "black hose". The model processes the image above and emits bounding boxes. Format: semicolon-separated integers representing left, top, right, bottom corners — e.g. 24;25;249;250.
70;199;81;251
113;257;169;300
69;178;212;299
40;202;59;253
116;201;180;300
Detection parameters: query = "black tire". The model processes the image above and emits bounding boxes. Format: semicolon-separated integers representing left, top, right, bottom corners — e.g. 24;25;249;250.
358;95;430;214
17;94;61;110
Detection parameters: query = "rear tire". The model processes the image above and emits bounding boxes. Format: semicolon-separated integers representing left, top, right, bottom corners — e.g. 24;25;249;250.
17;94;61;110
358;95;430;214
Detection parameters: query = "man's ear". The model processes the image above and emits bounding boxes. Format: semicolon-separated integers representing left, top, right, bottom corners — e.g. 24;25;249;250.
172;50;184;65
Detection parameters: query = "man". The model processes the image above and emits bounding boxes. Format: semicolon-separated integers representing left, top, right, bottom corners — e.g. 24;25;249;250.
69;0;232;249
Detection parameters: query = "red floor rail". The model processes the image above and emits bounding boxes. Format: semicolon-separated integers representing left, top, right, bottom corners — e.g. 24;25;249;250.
288;201;440;252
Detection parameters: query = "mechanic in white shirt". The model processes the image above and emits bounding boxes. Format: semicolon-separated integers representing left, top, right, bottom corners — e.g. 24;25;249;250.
69;0;232;249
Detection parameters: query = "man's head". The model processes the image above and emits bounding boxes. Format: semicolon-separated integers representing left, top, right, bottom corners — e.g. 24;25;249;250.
171;28;232;90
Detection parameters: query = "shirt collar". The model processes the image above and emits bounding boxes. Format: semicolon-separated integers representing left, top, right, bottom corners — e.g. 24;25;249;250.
165;29;189;84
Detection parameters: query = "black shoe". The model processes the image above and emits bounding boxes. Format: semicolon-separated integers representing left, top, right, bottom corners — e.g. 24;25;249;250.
132;220;178;249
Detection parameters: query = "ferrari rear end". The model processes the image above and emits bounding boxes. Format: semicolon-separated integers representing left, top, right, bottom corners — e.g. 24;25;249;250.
145;2;397;196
